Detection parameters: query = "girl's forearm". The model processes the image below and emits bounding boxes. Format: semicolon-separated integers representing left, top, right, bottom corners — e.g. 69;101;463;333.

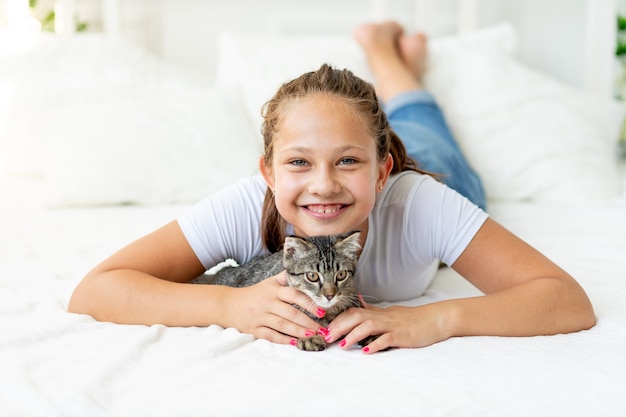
441;277;596;339
68;270;233;327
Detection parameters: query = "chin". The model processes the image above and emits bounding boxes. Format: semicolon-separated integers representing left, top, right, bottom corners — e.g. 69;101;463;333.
300;223;359;237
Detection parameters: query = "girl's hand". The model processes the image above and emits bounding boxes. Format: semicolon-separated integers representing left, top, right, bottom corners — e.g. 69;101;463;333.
222;271;325;345
325;296;451;354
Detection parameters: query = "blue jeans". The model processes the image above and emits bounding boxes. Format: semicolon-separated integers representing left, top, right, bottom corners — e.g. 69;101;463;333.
384;90;487;211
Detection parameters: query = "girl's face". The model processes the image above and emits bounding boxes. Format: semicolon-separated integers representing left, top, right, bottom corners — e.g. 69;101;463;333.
260;94;393;240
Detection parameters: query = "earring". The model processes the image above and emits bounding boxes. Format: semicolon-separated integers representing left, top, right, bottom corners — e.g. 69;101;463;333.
378;184;384;191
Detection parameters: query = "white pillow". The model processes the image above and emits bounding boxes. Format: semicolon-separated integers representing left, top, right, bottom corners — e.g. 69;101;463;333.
424;46;625;202
0;32;262;206
216;22;517;130
0;32;212;178
44;86;261;207
216;33;371;131
216;22;625;202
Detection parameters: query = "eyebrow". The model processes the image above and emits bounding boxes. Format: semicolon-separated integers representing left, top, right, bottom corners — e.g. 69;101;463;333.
282;144;369;154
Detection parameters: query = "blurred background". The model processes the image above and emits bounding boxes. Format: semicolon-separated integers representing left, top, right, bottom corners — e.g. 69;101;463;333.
0;0;621;91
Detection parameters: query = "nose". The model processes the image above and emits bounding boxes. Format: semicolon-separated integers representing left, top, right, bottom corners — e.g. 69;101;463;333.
323;284;336;301
309;166;340;196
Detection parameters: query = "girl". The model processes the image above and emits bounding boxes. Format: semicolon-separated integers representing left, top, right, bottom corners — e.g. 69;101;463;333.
68;22;595;354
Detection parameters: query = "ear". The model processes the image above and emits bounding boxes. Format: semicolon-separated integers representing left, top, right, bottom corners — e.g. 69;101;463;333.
259;155;275;191
337;231;362;257
283;236;313;261
377;153;394;191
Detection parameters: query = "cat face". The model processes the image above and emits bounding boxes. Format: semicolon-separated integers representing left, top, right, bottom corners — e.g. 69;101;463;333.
282;231;361;310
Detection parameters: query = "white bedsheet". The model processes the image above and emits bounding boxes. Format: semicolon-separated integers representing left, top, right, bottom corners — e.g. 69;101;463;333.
1;175;625;417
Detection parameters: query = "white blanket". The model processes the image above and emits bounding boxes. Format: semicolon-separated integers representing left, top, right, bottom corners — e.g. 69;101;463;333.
1;176;626;417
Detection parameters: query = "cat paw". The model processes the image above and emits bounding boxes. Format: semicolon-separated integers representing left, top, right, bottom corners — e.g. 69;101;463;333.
297;335;327;351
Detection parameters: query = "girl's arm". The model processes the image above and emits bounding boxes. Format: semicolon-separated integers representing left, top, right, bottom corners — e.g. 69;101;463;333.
440;218;595;338
327;218;596;353
68;221;322;343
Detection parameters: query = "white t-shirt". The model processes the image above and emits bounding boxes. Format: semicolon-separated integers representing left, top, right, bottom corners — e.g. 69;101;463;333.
177;171;488;302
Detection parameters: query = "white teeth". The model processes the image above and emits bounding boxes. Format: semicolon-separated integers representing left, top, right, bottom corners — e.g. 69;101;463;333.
309;205;340;214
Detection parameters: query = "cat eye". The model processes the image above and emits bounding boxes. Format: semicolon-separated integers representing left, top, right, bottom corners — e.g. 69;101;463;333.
305;272;320;282
335;270;350;281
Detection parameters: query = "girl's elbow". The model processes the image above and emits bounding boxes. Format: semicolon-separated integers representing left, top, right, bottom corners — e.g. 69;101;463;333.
568;283;596;332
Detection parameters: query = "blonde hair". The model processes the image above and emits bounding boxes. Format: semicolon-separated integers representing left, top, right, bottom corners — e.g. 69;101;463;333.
260;64;419;252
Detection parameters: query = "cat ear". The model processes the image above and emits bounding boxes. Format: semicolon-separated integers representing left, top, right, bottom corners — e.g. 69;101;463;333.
338;231;362;256
283;236;313;261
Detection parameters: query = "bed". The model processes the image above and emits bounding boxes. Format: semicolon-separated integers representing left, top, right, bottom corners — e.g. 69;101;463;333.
1;1;626;416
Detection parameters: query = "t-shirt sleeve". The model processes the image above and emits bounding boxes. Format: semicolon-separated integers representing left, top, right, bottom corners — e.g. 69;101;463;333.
176;175;268;270
405;175;489;267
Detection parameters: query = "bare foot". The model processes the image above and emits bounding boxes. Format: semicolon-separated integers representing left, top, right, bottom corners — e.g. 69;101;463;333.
353;22;421;101
398;32;428;81
352;21;404;51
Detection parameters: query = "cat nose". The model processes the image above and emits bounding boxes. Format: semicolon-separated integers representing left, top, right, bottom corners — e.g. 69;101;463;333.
325;294;334;301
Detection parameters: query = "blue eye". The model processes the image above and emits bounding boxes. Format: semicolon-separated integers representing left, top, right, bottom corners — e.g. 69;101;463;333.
290;159;308;167
339;158;357;165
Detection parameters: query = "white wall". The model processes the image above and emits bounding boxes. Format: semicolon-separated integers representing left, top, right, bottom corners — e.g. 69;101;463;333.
154;0;595;90
0;0;608;91
158;0;380;79
479;0;589;90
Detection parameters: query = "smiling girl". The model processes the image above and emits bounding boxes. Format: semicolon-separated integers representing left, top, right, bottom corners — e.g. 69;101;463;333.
68;22;595;353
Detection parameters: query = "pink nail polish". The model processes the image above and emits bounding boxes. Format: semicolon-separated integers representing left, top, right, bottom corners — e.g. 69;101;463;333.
304;330;315;337
358;294;367;305
316;308;326;318
362;346;370;353
318;327;330;337
339;339;347;348
290;339;297;346
324;334;332;342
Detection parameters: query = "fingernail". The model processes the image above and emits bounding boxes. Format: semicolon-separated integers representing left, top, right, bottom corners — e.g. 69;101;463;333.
324;334;332;342
316;308;326;318
290;339;297;346
362;346;370;353
318;327;330;337
304;330;315;337
339;339;347;348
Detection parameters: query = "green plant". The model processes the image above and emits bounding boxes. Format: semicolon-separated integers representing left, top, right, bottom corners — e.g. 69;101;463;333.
29;0;88;33
616;15;626;152
41;10;55;32
617;15;626;56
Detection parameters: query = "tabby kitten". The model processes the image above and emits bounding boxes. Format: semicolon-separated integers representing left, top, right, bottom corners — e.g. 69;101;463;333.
194;231;367;351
